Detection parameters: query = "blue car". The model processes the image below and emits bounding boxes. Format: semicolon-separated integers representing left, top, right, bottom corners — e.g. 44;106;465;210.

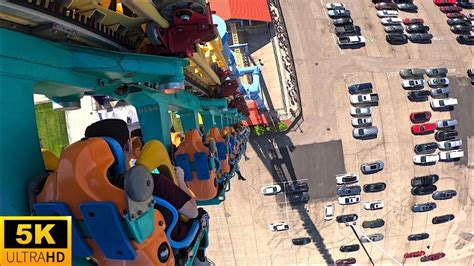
348;83;373;94
412;202;437;212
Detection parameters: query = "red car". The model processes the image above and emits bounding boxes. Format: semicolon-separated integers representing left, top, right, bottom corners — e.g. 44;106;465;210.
410;111;431;123
405;251;426;258
411;122;437;134
403;18;425;25
420;252;445;262
434;0;457;5
375;2;398;10
336;258;356;266
446;12;465;18
440;6;462;12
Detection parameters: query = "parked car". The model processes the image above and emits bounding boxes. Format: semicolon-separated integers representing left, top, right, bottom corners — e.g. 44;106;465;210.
292;237;311;245
326;3;345;9
403;18;424;25
364;200;384;210
335;258;356;266
375;2;398;9
381;17;403;25
446;12;465;18
288;192;310;204
411;185;437;195
469;13;474;20
352;117;373;127
411;122;437;135
437;138;462;150
284;181;309;193
338;195;361;205
350;93;379;105
431;98;458;108
336;173;359;185
420;252;446;262
328;9;351;18
411;174;439;187
348;82;373;94
261;184;282;195
398;3;418;11
338;36;366;47
336;185;361;196
402;79;425;89
361;160;384;174
457;0;474;8
436;119;458;130
428;77;450;87
435;130;458;141
333;17;353;26
412;202;437;212
404;251;426;259
440;5;462;12
426;67;448;77
353;127;378;139
413;154;439;165
457;34;474;44
362;219;385;229
386;33;408;44
410;111;431;123
377;10;399;17
406;25;430;33
340;244;360;252
336;25;361;37
414;142;438;154
324;203;334;221
269;222;289;231
408;33;433;43
447;17;471;25
450;24;472;33
432;214;454;224
360;233;384;243
363;182;386;193
400;68;425;78
432;190;457;200
385;25;405;33
408;232;429;241
351;106;373;116
439;149;464;161
433;0;457;5
430;87;450;97
336;213;358;223
408;90;431;101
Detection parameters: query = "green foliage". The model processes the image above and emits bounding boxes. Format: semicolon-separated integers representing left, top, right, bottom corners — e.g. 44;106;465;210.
252;125;265;136
278;121;288;132
35;102;69;156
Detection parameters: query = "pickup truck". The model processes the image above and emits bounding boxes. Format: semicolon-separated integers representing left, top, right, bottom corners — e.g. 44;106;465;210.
335;25;361;36
338;36;366;47
350;93;379;105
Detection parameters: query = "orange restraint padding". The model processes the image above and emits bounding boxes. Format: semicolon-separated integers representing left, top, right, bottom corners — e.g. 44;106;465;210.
175;130;218;200
36;138;174;266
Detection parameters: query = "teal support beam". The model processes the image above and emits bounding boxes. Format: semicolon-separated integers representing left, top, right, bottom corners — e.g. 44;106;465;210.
215;114;223;129
135;103;172;150
201;112;215;133
180;110;199;132
0;76;45;216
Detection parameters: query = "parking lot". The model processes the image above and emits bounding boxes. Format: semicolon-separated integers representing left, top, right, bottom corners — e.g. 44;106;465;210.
205;0;473;265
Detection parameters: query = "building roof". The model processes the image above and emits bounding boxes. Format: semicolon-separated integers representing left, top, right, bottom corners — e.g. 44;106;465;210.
210;0;272;23
243;100;268;126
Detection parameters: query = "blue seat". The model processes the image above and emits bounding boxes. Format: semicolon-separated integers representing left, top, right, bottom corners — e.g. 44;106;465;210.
175;153;193;181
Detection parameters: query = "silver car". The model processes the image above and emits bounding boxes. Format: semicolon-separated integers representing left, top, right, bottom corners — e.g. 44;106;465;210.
350;107;372;117
361;233;384;243
352;116;373;127
428;77;449;87
430;87;450;97
436;119;458;130
400;68;425;79
353;127;378;139
426;67;448;77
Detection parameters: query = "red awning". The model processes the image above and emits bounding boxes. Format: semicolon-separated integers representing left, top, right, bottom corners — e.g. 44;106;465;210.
244;100;268;126
210;0;272;23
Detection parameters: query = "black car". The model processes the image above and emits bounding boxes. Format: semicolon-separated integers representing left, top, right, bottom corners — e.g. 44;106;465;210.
411;174;439;187
384;25;404;33
408;33;433;43
412;202;437;212
397;3;418;11
435;130;458;141
447;18;471;25
335;25;361;37
432;190;457;200
336;214;358;223
340;244;360;252
386;33;408;44
457;0;474;8
287;192;309;204
457;35;474;45
411;185;437;196
362;219;385;229
408;233;429;241
406;25;430;33
363;182;386;193
284;181;309;194
292;237;311;245
408;90;431;101
432;214;455;224
333;17;353;26
336;185;362;196
451;25;472;33
414;142;438;154
348;82;373;94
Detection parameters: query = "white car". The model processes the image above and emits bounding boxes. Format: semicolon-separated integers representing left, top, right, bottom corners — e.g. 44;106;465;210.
364;201;384;210
439;149;464;161
338;35;366;46
377;10;399;18
261;184;282;195
352;116;373;127
428;77;449;87
324;203;334;221
328;9;351;18
430;98;458;108
338;195;361;205
380;17;402;25
350;107;373;116
336;173;359;185
269;222;289;231
326;3;345;9
401;79;424;89
436;119;458;130
437;138;462;150
413;154;439;165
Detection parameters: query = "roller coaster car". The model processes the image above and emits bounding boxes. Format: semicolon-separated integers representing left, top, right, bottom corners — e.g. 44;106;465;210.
31;137;174;265
174;130;219;201
217;79;239;98
145;1;217;57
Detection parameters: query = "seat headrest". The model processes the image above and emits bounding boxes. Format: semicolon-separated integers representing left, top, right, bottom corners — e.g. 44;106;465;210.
101;137;127;176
